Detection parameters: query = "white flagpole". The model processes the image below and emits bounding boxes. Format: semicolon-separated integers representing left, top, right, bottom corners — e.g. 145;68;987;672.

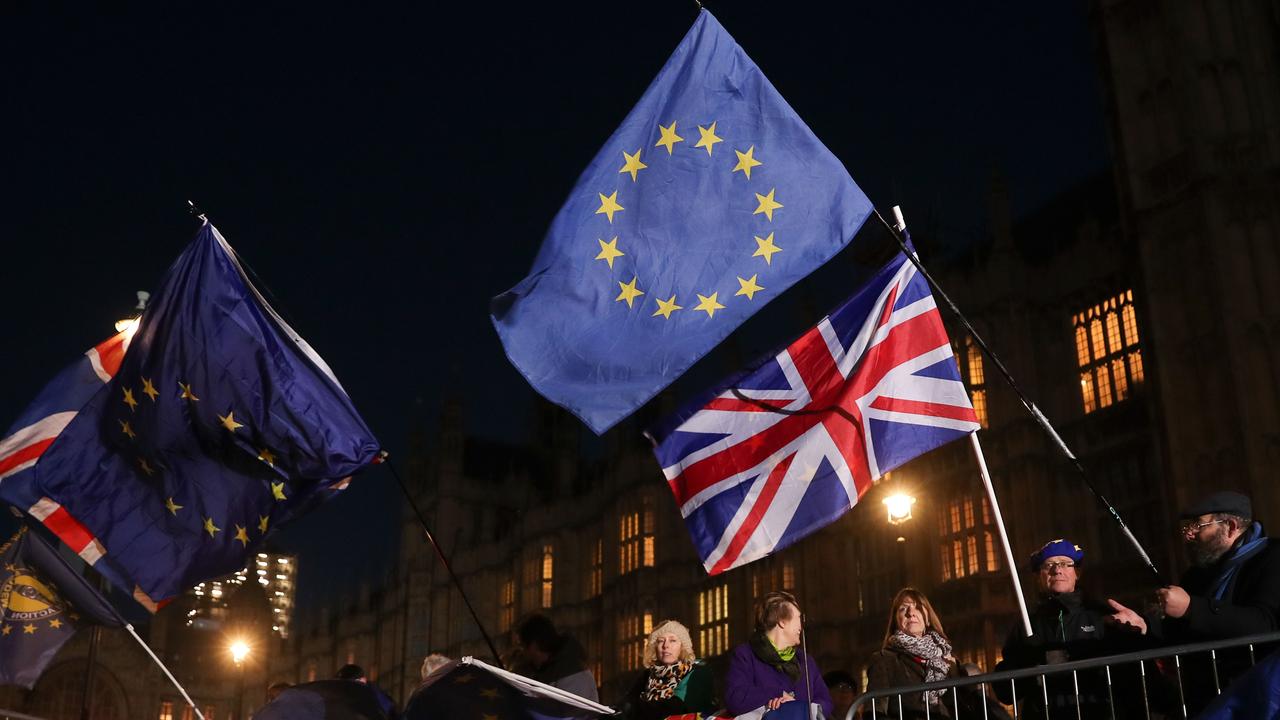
122;623;206;720
969;432;1033;637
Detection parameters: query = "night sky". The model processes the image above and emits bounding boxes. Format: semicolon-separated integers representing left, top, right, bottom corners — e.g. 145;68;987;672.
3;2;1110;610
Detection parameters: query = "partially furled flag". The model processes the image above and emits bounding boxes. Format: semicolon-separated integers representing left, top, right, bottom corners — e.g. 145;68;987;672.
0;527;122;688
492;10;872;434
403;657;614;720
0;221;380;606
650;248;980;574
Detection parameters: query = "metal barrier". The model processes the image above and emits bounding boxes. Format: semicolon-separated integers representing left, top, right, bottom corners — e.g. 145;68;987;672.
848;631;1280;719
0;711;48;720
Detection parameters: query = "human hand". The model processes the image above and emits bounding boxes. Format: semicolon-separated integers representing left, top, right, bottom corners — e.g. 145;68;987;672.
1105;599;1148;634
767;692;795;710
1157;586;1191;618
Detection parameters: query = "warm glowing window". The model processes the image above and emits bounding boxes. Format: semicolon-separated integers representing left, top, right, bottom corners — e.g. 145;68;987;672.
618;612;653;671
158;702;174;720
589;538;603;598
500;578;515;632
698;584;731;656
949;502;961;533
619;496;656;574
956;336;989;427
939;545;951;581
984;531;999;572
1073;290;1143;414
963;498;975;529
782;559;795;591
540;544;554;609
966;535;978;574
939;494;1000;582
952;540;965;578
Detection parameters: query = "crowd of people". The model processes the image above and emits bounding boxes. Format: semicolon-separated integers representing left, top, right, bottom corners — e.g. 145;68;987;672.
257;490;1280;719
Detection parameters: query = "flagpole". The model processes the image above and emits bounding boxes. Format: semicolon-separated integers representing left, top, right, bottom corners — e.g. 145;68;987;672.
969;433;1033;637
877;206;1163;584
382;453;507;669
122;623;205;720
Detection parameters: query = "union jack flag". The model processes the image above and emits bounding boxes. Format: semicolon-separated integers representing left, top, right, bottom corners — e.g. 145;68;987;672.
650;249;980;574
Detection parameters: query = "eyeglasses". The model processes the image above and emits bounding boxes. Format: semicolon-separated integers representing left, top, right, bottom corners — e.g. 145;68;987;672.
1040;561;1076;572
1181;519;1225;536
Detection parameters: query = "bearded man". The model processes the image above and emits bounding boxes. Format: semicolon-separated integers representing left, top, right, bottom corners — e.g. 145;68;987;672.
1108;491;1280;712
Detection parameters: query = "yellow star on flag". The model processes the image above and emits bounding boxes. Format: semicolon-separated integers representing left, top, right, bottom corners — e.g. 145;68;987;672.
618;149;648;182
754;188;783;221
259;515;270;533
615;277;645;308
122;387;139;412
258;448;276;467
736;275;765;300
652;295;682;320
218;410;244;433
694;121;723;156
234;525;250;547
271;482;287;501
204;517;221;538
480;688;501;699
23;623;36;634
179;382;199;402
753;232;782;264
1;625;10;636
694;292;726;318
48;619;62;629
165;497;183;515
733;146;763;179
119;420;137;440
655;121;684;154
141;377;159;402
595;191;623;224
594;237;624;269
138;457;156;476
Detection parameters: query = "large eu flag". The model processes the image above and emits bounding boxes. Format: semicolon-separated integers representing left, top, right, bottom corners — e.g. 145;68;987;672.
0;222;380;604
0;528;121;688
492;10;872;434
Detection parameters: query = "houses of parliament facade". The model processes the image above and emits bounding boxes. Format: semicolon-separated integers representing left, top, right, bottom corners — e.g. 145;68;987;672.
4;1;1280;717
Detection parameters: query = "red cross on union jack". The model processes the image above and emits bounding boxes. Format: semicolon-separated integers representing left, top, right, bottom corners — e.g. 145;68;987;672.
652;252;980;574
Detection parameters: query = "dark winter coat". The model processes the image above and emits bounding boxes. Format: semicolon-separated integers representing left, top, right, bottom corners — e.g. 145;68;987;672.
619;661;715;720
864;647;959;719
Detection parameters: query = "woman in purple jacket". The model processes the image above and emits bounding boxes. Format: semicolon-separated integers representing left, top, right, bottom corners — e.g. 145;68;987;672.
724;591;833;718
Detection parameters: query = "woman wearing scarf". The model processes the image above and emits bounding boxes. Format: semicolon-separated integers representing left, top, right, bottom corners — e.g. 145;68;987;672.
865;588;958;719
724;591;833;718
619;620;714;720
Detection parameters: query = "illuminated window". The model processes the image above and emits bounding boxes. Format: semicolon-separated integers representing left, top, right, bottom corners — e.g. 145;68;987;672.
589;538;603;598
952;541;965;578
158;702;174;720
617;611;653;671
1073;290;1143;414
698;584;731;656
966;535;978;574
500;579;515;632
541;544;554;609
963;498;975;529
956;336;989;427
939;545;951;581
619;496;656;574
984;531;999;572
949;501;960;533
782;559;796;591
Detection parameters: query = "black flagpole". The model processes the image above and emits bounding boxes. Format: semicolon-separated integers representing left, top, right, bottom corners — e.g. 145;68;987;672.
382;453;507;668
873;207;1165;584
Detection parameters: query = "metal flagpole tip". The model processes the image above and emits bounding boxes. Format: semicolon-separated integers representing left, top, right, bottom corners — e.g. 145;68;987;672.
186;199;208;223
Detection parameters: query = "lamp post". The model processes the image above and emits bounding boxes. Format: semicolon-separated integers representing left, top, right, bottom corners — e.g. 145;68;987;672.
230;640;250;720
883;493;917;587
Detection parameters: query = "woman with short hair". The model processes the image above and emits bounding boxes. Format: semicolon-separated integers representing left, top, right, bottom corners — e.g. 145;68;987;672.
619;619;714;720
865;587;958;719
724;591;833;718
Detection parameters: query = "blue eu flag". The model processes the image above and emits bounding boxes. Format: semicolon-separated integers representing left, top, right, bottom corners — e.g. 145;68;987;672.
492;10;872;434
17;222;380;604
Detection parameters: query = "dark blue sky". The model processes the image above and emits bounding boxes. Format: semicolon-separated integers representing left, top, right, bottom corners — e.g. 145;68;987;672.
2;2;1110;610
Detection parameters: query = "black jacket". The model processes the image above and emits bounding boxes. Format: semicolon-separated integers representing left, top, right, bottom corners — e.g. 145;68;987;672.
1161;535;1280;641
994;592;1142;718
864;647;958;719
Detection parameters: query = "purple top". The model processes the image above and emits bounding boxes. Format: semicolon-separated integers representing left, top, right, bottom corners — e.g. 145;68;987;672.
723;642;833;717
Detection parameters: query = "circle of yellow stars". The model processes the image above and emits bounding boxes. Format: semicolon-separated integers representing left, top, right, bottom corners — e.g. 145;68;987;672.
113;377;290;549
592;118;784;320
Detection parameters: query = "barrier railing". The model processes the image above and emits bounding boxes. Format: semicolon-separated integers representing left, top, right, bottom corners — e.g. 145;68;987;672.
848;631;1280;719
0;710;48;720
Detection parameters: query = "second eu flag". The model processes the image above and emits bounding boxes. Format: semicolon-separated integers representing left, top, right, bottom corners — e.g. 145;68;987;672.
491;10;872;434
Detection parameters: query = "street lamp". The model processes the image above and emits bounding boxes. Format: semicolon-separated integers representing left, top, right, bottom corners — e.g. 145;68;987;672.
883;492;917;588
229;639;250;720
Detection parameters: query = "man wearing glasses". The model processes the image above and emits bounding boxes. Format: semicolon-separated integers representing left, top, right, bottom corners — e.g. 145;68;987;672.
1107;491;1280;714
